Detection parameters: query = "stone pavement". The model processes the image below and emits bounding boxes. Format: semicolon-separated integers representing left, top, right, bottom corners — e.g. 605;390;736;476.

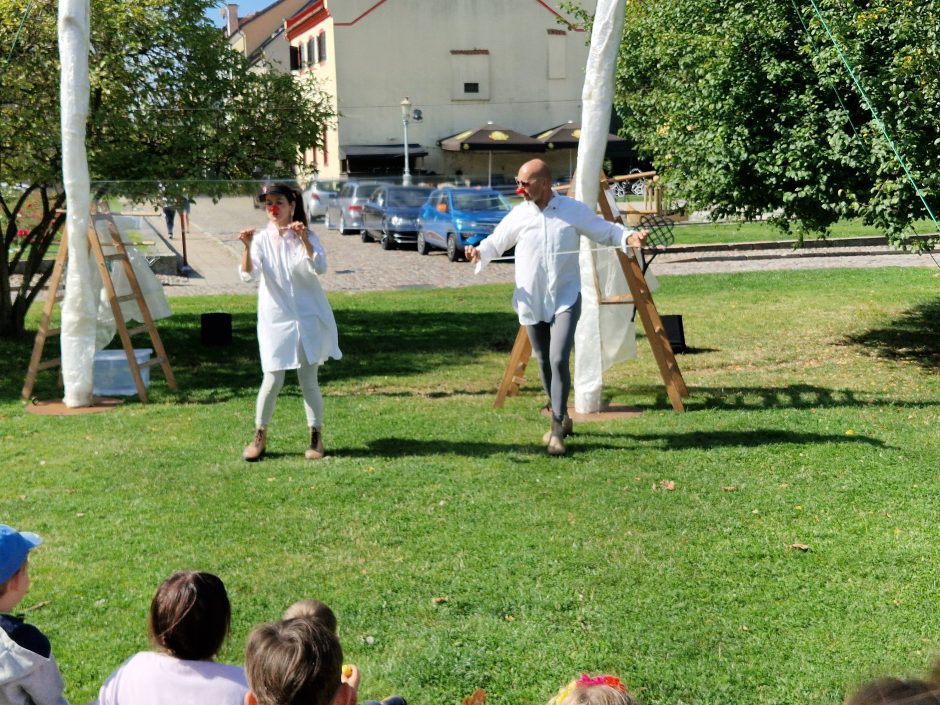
151;197;940;297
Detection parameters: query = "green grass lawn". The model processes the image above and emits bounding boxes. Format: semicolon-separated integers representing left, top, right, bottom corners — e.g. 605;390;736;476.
2;267;939;705
672;218;938;246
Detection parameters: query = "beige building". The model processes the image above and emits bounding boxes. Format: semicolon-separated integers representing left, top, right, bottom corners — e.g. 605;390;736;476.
286;0;600;182
223;0;311;72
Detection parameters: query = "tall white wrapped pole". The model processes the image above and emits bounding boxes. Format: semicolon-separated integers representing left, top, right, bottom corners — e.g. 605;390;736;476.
58;0;96;407
573;0;629;413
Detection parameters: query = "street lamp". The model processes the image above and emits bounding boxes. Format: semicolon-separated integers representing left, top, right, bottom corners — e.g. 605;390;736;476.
400;96;412;185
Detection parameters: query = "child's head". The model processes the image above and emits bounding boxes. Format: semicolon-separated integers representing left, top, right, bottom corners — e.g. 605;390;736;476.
148;571;231;661
0;524;43;610
549;674;638;705
245;617;343;705
283;599;337;633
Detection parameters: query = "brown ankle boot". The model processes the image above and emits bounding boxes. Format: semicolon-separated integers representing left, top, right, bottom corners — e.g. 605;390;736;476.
304;426;325;460
543;414;573;444
547;419;567;456
243;427;267;462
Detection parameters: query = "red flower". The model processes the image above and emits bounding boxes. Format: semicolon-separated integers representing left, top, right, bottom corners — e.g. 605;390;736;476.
17;228;29;238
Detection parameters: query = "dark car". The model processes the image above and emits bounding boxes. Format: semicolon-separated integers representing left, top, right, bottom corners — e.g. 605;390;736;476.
416;188;512;261
326;181;380;234
360;185;434;249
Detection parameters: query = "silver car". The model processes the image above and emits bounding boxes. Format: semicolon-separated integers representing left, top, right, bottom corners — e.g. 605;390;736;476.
325;181;380;234
302;179;344;221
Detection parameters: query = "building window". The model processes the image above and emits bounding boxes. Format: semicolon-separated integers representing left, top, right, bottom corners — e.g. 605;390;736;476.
547;30;566;79
450;50;490;101
300;42;308;67
307;37;316;66
317;32;327;63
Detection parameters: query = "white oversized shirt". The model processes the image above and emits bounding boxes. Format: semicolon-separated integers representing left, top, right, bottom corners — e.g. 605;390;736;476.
94;651;247;705
475;195;634;324
240;223;342;372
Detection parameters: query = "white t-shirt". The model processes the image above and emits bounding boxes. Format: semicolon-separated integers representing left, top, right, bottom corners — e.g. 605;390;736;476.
95;651;247;705
476;195;633;324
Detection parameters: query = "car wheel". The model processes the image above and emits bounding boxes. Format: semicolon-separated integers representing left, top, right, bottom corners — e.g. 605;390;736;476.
360;229;373;243
380;232;393;250
325;211;335;230
446;233;460;262
416;231;428;255
339;215;349;235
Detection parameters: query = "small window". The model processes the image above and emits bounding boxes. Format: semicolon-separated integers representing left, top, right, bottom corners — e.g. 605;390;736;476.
464;82;479;93
317;32;327;63
307;37;316;66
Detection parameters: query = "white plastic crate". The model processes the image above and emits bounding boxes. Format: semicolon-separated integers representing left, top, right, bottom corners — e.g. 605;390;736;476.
93;348;153;396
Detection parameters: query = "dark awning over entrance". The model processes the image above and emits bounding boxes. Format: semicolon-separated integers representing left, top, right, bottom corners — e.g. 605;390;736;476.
340;144;428;160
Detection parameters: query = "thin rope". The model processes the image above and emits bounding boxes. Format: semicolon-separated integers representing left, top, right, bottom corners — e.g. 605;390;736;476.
0;0;36;80
802;0;940;235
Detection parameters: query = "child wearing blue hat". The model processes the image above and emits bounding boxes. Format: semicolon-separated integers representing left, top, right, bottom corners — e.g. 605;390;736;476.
0;524;68;705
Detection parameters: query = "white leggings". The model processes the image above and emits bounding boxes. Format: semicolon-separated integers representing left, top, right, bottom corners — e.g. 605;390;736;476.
255;351;323;429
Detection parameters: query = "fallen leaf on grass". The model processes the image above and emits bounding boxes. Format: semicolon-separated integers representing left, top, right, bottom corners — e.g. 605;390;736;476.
845;429;856;436
462;688;486;705
788;543;811;552
722;485;737;492
653;480;676;491
431;596;448;604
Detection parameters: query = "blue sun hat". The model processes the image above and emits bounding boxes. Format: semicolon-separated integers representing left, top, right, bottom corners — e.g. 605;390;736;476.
0;524;43;583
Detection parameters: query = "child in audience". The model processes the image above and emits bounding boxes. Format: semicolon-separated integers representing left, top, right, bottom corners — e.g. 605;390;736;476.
244;617;359;705
548;673;637;705
95;571;246;705
0;524;68;705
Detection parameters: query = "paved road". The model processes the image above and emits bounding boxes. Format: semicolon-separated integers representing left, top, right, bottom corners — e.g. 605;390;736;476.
152;197;940;297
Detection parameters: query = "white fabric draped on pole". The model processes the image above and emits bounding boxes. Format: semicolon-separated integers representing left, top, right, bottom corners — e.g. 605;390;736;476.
58;0;96;407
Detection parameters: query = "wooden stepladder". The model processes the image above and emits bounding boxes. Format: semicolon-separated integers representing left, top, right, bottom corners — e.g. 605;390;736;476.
22;206;177;403
494;173;689;411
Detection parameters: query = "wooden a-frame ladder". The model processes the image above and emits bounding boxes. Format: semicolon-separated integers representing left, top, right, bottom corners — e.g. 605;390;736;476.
494;173;689;411
22;207;177;403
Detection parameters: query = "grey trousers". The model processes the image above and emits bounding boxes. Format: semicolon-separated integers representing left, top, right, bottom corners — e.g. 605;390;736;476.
525;295;581;422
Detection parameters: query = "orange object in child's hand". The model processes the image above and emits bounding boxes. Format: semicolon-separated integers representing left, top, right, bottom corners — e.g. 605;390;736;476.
342;665;353;678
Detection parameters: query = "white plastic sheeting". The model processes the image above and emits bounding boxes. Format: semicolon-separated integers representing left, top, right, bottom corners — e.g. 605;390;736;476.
58;0;96;407
573;0;632;413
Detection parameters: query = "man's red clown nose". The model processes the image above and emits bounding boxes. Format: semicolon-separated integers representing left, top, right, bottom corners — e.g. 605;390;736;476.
515;186;526;196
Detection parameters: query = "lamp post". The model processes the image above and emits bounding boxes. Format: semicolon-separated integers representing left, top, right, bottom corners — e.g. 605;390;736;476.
400;96;412;185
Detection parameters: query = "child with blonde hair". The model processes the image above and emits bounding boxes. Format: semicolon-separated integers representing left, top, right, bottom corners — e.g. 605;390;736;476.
549;674;637;705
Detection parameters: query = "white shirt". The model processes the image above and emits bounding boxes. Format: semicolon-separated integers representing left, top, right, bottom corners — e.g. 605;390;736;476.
476;195;634;324
240;223;342;372
94;651;247;705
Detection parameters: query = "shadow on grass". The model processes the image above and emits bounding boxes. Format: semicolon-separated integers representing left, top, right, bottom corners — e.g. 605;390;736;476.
843;297;940;371
622;383;939;411
585;428;886;451
0;308;519;404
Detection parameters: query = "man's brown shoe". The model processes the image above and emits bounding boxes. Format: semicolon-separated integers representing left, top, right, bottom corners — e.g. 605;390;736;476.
242;427;267;462
547;419;567;456
305;426;325;460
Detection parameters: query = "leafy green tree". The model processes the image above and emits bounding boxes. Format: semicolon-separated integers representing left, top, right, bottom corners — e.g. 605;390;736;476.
0;0;334;337
599;0;939;247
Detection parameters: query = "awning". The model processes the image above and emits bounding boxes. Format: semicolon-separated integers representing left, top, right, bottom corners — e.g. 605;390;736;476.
340;144;428;160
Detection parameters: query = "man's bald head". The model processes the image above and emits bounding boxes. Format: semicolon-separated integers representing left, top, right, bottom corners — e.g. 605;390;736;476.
518;159;552;182
516;159;554;209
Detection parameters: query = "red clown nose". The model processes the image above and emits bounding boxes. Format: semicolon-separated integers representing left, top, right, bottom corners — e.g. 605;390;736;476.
515;186;526;196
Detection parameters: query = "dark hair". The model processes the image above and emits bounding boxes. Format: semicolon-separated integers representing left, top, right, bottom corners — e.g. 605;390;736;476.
283;599;337;633
845;678;940;705
245;618;343;705
259;182;308;226
148;571;231;661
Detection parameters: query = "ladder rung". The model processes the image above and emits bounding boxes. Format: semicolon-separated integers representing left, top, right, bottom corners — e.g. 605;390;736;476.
37;358;61;371
511;375;526;385
126;325;148;337
600;295;635;305
138;358;164;370
45;327;62;337
115;294;137;303
103;253;126;262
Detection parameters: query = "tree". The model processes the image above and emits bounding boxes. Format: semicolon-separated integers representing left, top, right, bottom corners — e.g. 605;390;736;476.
0;0;334;337
602;0;940;247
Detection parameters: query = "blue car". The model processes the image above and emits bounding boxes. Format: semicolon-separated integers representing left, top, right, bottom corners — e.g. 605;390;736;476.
416;188;511;261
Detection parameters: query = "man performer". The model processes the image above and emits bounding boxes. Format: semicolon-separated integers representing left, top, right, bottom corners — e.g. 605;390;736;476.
466;159;646;456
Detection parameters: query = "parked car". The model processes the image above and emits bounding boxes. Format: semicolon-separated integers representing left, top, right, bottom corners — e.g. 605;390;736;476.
302;179;345;221
416;188;511;261
360;185;434;249
326;181;380;234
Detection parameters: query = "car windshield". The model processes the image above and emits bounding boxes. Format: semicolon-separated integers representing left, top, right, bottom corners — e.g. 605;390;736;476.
388;188;432;207
317;181;343;194
452;192;510;212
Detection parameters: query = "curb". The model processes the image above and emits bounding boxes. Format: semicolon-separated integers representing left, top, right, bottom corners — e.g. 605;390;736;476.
664;234;936;255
